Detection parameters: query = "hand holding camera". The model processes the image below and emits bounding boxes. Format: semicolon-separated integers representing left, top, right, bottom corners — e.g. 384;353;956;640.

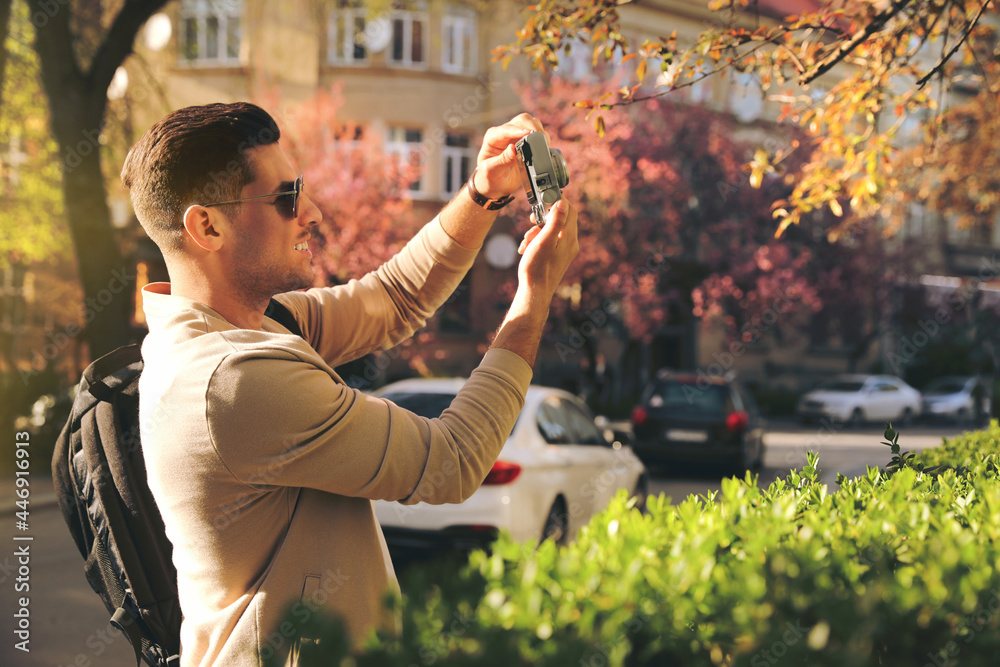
515;131;570;227
469;116;569;228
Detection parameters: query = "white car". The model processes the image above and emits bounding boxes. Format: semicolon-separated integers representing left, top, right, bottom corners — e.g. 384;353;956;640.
922;376;991;425
372;378;648;550
797;374;922;426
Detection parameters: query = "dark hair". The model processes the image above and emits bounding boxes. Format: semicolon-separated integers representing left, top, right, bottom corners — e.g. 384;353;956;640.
120;102;280;253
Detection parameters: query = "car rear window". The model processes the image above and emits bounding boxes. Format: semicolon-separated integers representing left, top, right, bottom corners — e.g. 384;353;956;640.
380;392;456;419
645;381;727;413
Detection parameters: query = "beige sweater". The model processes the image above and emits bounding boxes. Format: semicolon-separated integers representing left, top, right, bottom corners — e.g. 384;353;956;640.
139;218;532;666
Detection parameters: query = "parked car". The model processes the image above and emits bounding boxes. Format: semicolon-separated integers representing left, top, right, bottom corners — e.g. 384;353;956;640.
372;378;649;552
629;370;765;472
921;376;991;425
796;374;922;426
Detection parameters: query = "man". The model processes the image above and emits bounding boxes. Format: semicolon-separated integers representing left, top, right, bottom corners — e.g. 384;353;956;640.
120;102;578;666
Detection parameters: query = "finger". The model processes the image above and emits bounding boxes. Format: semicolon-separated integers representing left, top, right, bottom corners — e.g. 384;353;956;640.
506;112;544;133
505;113;551;146
518;225;542;254
481;125;532;153
480;114;546;156
480;143;518;169
539;200;573;237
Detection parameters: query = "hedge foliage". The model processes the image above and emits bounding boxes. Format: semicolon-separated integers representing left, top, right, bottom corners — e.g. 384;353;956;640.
288;423;1000;666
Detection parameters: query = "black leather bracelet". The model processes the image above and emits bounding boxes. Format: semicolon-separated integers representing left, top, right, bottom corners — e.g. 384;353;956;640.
466;169;515;211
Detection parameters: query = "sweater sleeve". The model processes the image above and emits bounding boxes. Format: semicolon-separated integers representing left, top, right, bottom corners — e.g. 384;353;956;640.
272;216;478;367
205;348;532;504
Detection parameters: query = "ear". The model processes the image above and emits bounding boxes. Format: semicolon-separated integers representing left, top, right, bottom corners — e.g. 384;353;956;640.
182;205;226;252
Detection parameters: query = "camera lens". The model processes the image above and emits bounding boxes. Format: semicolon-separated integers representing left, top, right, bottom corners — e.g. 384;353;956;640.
550;149;569;188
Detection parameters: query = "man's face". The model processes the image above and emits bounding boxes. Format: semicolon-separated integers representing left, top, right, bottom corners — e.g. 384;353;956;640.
224;143;322;300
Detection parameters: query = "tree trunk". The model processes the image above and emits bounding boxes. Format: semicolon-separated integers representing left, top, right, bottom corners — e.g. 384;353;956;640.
37;70;132;359
0;0;11;115
27;0;170;360
58;112;133;358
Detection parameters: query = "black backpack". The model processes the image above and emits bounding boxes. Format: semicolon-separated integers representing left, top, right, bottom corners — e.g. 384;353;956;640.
52;299;302;666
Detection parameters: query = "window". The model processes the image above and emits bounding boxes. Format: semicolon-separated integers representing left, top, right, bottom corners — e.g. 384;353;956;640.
442;7;476;74
389;3;427;68
729;72;763;123
386;126;424;194
328;0;368;64
0;264;27;330
560;399;606;446
556;39;593;82
1;133;28;190
537;398;606;446
179;0;242;65
537;400;571;444
440;134;473;197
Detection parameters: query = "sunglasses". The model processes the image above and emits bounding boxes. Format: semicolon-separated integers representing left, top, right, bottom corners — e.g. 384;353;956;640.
202;174;303;218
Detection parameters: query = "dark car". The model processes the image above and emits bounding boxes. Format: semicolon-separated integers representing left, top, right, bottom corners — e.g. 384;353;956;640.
629;370;765;473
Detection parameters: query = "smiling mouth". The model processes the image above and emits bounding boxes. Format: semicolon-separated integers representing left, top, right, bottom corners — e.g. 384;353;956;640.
294;242;310;254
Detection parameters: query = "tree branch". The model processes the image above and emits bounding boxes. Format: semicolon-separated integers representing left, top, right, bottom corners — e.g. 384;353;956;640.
87;0;171;96
798;0;914;86
916;0;994;88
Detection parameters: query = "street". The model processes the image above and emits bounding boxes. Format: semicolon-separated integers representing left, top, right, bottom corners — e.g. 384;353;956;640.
1;501;139;667
0;421;970;666
647;419;968;503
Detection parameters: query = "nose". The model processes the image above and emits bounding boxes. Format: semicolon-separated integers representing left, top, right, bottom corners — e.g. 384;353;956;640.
299;191;323;226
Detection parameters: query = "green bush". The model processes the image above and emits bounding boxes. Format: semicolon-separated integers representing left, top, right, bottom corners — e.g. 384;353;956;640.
286;424;1000;666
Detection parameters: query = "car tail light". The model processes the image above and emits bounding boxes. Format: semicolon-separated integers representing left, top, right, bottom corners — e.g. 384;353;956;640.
725;410;749;432
462;525;498;533
483;460;521;485
631;406;648;426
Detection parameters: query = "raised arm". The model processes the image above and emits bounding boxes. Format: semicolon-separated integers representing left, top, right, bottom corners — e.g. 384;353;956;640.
436;112;579;368
276;114;574;369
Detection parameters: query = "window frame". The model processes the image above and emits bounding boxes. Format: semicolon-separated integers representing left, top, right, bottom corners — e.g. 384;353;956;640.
177;0;243;67
440;133;474;198
441;6;477;75
388;2;429;70
386;126;425;195
327;0;370;66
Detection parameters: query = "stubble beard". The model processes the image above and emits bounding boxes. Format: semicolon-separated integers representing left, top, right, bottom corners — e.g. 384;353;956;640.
232;233;315;305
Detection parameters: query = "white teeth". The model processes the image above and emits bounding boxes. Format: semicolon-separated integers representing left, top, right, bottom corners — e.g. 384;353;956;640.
294;242;309;251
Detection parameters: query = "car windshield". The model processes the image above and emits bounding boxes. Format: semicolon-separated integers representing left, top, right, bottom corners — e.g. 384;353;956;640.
646;381;726;413
924;379;969;394
380;392;456;418
817;379;866;392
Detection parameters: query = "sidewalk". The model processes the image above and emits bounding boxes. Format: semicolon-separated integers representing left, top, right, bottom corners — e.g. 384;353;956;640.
2;473;59;516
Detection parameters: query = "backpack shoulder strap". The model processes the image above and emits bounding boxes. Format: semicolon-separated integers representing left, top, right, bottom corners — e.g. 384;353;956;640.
265;297;304;339
83;343;143;400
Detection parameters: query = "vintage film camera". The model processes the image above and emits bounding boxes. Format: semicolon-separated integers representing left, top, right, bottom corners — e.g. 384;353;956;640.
515;131;569;226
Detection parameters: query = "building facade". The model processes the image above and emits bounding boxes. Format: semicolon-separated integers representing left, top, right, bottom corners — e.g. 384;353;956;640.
91;0;1000;406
